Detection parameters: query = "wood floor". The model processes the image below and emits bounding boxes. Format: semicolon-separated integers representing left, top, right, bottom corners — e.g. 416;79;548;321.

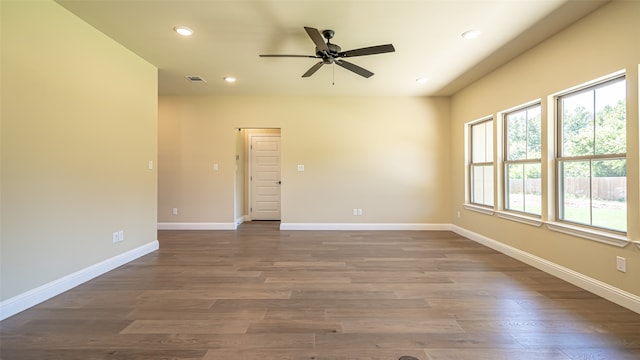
2;221;640;360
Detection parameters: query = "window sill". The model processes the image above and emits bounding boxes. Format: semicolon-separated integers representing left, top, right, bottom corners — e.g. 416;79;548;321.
464;204;495;216
546;222;630;248
496;211;543;227
463;204;631;248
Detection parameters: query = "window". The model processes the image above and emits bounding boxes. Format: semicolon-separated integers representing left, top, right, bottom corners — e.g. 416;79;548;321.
556;76;626;232
504;104;542;216
470;119;494;207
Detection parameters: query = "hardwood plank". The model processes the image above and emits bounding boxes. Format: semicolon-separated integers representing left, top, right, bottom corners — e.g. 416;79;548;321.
340;319;465;334
121;320;249;334
559;348;640;360
211;298;430;310
246;319;342;334
326;308;450;321
127;309;266;321
424;348;571;360
456;319;601;333
0;348;207;360
138;288;292;300
202;348;429;360
290;289;398;300
264;308;327;321
314;332;522;349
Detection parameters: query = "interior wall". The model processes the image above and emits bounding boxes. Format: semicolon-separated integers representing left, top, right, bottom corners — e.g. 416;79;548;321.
158;96;451;225
234;129;246;222
450;0;640;297
0;1;158;301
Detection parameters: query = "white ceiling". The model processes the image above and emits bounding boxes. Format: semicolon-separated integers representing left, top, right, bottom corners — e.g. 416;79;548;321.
56;0;607;97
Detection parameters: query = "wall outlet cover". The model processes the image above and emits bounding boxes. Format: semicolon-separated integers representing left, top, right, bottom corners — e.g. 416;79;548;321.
616;256;626;273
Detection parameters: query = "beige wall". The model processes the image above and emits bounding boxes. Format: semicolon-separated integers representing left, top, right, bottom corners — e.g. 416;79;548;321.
158;96;451;225
450;0;640;297
235;129;247;221
0;1;158;301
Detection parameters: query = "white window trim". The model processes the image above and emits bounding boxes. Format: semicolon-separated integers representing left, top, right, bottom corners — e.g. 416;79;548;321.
463;203;495;216
546;222;629;248
496;211;543;227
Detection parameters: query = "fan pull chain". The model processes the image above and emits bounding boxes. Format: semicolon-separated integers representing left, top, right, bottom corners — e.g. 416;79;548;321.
332;64;335;86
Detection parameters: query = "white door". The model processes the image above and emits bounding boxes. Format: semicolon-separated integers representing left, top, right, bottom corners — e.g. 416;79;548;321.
250;135;281;220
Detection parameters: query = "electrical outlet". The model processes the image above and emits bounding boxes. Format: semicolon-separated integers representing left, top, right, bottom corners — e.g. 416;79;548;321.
353;208;358;216
616;256;626;273
172;207;178;216
118;230;124;242
457;211;461;219
357;208;363;216
112;232;119;243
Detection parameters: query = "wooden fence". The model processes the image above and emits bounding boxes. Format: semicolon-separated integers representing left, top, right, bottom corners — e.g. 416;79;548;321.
509;177;626;201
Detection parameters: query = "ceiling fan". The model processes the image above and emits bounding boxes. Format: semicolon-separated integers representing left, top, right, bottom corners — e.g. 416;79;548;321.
259;27;395;78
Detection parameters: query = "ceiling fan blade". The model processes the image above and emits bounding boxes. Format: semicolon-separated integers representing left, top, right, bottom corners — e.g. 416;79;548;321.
334;59;374;78
304;26;329;53
260;54;318;58
339;44;395;58
302;61;324;78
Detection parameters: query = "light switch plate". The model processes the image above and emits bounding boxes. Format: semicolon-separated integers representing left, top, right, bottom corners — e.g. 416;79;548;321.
297;164;304;172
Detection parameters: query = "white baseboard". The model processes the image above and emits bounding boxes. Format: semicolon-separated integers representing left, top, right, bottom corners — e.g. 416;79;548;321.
235;216;249;227
279;223;450;231
157;222;236;230
451;225;640;314
0;240;159;321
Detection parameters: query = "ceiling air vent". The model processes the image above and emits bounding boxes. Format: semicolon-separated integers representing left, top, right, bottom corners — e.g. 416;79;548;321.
185;75;207;83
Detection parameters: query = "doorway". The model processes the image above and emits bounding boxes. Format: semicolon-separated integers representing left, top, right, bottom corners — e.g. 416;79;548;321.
235;129;281;223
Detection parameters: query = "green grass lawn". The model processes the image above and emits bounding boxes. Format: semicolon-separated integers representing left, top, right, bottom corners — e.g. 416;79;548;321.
563;205;627;232
508;194;627;232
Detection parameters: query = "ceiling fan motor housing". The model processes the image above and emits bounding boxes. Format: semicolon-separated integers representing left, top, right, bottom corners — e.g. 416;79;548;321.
316;43;342;59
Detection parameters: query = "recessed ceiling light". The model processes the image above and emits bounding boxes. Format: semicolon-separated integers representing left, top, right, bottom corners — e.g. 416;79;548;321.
461;29;481;40
224;77;236;83
416;77;428;84
174;26;193;37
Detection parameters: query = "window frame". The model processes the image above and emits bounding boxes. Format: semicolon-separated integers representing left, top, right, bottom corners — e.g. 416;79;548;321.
503;103;543;217
468;117;495;208
554;75;627;234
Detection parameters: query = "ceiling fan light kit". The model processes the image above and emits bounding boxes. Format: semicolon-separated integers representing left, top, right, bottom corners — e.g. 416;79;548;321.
260;26;395;79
